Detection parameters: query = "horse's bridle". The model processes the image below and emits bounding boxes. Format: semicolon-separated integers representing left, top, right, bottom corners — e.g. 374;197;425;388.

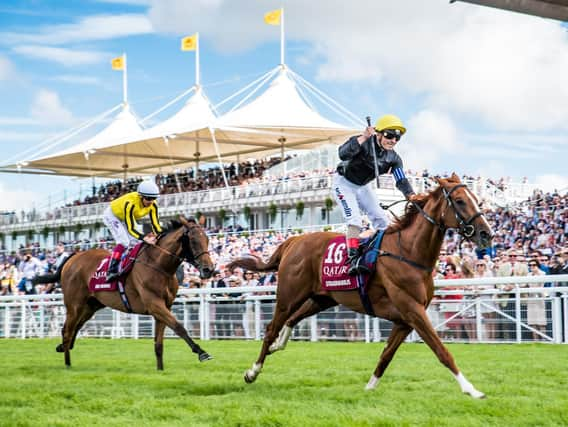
412;183;484;239
141;225;210;271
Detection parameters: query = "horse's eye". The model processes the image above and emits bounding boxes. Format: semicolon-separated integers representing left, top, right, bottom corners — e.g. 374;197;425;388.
455;199;466;206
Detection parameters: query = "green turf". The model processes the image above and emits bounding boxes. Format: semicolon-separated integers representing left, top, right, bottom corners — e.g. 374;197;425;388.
0;339;566;426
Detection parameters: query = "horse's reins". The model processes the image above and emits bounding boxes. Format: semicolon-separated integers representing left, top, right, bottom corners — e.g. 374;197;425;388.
134;225;210;277
379;183;486;272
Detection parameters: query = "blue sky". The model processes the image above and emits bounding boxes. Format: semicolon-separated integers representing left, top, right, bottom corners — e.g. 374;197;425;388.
1;0;567;211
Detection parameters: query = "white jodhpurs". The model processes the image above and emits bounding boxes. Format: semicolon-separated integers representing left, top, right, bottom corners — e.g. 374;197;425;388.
332;173;390;230
102;207;139;248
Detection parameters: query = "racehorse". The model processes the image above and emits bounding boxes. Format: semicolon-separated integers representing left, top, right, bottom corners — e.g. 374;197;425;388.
228;174;493;398
38;216;215;369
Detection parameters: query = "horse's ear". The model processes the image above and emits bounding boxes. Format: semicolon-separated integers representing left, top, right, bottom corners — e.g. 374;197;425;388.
169;219;182;230
450;172;460;181
179;216;196;228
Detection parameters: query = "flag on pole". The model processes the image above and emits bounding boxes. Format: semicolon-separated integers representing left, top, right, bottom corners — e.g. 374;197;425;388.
264;9;281;25
111;56;124;70
181;34;198;51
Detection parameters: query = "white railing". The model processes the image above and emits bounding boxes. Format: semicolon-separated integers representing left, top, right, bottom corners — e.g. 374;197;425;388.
0;174;537;229
1;275;566;344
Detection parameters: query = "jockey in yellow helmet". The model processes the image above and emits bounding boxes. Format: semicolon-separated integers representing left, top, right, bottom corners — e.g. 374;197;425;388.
102;180;163;282
333;114;415;275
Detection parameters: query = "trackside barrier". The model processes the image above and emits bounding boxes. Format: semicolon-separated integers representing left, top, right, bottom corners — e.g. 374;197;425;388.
1;275;567;344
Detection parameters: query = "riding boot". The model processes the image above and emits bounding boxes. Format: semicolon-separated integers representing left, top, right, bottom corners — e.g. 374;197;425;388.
106;244;125;282
347;247;371;276
106;257;121;282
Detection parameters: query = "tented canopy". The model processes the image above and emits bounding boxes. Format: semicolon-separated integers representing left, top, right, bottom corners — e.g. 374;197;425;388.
0;90;215;178
1;67;358;178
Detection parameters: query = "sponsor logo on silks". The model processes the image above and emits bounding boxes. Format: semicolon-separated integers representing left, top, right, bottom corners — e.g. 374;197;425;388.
392;167;406;182
335;187;352;217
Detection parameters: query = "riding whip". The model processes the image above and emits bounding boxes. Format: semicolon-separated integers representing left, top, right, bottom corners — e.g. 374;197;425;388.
366;116;381;188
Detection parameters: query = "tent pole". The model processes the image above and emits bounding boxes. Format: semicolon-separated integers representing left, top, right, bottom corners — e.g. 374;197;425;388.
279;137;286;176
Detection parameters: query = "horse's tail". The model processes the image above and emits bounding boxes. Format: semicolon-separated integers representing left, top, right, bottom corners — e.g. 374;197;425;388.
32;253;75;285
227;237;298;273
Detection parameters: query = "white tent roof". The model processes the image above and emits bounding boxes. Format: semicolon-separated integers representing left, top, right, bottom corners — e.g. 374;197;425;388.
142;87;216;139
216;70;346;130
50;104;144;157
1;90;217;178
1;67;358;178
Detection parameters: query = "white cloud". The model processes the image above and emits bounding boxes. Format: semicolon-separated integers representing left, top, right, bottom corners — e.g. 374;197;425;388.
50;75;104;85
0;182;39;211
13;45;108;66
30;89;73;125
534;174;568;193
146;0;568;132
0;13;153;45
0;54;16;80
398;110;461;173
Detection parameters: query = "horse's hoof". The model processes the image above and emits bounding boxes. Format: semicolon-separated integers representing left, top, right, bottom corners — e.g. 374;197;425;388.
56;344;64;353
198;352;213;362
244;371;256;384
466;390;486;399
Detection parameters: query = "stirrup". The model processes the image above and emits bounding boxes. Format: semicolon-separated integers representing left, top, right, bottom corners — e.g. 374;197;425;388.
106;272;120;283
347;258;371;276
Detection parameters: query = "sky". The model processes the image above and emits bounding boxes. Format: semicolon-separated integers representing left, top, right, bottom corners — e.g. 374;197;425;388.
1;0;567;212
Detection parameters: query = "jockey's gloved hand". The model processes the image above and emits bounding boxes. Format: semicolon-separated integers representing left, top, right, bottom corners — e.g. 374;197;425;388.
143;233;157;245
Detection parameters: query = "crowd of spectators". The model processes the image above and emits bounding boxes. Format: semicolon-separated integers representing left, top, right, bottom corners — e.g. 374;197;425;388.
2;175;567;341
69;157;290;206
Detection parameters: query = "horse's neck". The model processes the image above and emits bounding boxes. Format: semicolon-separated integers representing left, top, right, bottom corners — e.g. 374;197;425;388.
400;198;445;267
146;239;181;275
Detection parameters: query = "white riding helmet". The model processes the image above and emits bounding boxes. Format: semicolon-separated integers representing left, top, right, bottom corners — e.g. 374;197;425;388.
137;181;160;198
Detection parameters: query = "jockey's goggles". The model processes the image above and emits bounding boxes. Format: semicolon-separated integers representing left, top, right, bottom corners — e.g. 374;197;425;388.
142;196;157;201
382;130;402;141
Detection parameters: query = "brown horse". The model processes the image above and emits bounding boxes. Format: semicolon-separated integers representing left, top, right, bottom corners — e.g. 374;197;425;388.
39;216;215;369
228;174;493;398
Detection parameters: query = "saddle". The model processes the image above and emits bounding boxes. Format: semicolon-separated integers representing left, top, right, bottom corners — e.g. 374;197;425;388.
88;243;144;292
321;232;385;316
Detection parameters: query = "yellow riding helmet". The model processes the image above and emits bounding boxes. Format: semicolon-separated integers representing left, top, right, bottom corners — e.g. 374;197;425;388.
375;114;406;135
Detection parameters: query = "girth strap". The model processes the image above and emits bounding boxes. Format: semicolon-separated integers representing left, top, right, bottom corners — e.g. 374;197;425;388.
117;280;132;313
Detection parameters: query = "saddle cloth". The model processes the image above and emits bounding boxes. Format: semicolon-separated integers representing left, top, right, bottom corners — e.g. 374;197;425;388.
88;243;143;292
321;236;358;291
321;232;385;292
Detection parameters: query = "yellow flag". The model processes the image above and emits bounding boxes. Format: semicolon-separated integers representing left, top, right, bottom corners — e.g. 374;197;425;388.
181;34;198;51
264;9;281;26
111;56;124;70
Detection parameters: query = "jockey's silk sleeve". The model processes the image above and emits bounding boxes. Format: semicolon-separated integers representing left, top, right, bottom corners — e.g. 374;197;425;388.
338;136;363;160
124;201;143;240
149;203;162;234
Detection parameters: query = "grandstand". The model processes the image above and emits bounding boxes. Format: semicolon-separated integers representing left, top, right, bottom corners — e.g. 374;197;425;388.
0;155;539;251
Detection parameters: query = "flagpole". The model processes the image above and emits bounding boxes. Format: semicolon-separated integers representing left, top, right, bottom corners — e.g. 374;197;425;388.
122;53;128;105
195;32;200;87
280;7;285;65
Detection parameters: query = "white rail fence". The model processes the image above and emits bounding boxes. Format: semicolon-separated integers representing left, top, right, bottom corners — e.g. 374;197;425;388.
1;275;567;344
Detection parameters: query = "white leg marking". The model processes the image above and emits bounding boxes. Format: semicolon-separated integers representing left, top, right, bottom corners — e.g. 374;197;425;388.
365;374;380;391
454;372;485;399
244;362;263;383
269;325;292;353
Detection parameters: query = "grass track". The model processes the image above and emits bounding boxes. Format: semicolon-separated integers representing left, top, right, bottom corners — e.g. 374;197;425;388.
0;339;566;426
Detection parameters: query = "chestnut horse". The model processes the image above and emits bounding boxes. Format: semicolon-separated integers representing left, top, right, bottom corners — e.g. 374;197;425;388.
39;216;215;369
228;174;493;398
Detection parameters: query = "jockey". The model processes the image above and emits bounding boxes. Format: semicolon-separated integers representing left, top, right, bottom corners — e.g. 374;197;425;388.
103;180;163;282
333;114;416;276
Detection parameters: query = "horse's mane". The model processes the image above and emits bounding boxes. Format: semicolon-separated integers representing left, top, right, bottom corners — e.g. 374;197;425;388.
385;186;443;234
160;218;195;237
